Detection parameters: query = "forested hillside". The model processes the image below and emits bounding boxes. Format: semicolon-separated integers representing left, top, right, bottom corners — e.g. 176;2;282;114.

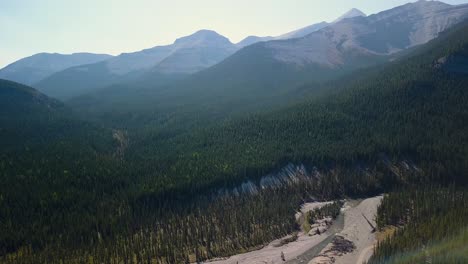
0;80;124;259
0;79;114;151
1;18;468;264
370;187;468;263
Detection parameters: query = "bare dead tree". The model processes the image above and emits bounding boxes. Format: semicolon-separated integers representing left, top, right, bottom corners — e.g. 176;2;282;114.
362;213;376;233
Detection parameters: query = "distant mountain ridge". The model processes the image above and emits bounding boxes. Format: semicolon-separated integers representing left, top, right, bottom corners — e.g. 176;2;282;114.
0;53;112;86
10;1;468;101
262;0;468;67
35;30;238;99
151;30;237;74
236;8;366;47
105;29;237;76
69;1;468;123
32;8;369;99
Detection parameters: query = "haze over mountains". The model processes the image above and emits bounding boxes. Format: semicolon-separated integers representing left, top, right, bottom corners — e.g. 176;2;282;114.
263;0;468;67
0;53;112;86
0;6;364;100
66;0;468;120
237;7;367;47
1;0;468;102
33;8;370;100
35;30;238;99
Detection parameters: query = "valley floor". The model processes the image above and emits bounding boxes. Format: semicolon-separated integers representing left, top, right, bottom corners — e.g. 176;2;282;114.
203;196;382;264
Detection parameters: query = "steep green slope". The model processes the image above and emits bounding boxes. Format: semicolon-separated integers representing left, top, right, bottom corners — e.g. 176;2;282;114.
370;187;468;264
0;80;124;257
0;79;117;152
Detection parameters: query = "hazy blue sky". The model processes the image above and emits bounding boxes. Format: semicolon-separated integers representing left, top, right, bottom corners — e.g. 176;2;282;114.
1;0;468;68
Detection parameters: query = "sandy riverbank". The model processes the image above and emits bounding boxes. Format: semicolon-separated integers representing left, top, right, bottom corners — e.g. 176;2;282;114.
205;202;334;264
204;196;382;264
309;196;383;264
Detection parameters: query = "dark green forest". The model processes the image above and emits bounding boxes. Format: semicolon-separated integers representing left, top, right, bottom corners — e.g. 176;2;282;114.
1;20;468;264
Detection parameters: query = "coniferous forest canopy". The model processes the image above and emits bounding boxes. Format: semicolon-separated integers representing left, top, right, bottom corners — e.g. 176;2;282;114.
1;3;468;263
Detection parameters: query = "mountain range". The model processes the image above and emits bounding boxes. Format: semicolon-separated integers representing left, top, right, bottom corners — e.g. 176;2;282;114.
68;0;468;121
35;30;238;99
237;7;367;47
2;0;468;102
0;53;112;86
0;7;368;99
35;1;468;99
259;0;468;67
